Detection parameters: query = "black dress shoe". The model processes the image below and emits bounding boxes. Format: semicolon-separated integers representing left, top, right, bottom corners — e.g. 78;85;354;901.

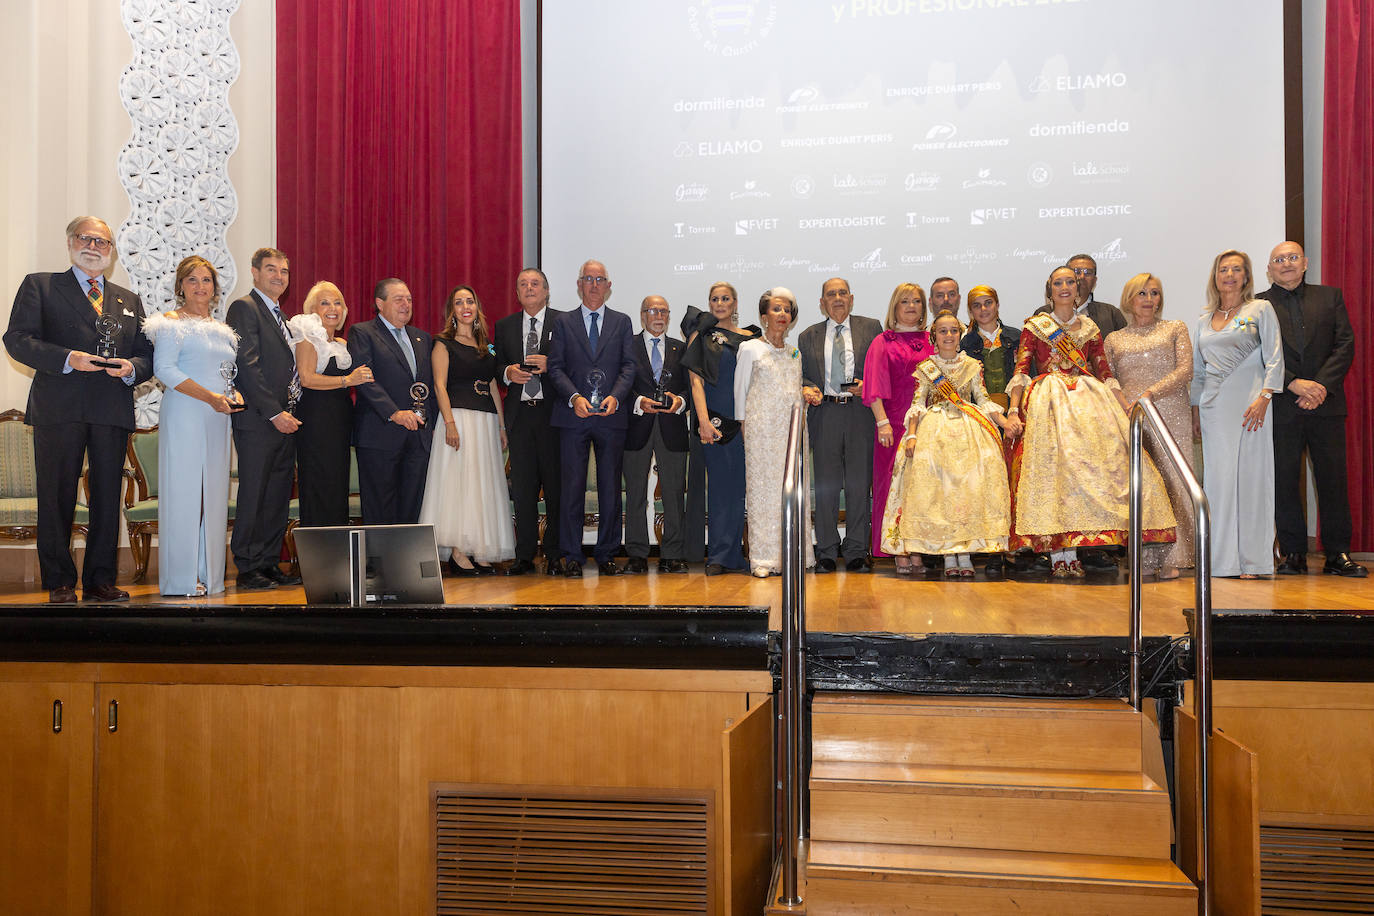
845;557;873;573
705;563;725;576
658;559;690;574
545;558;564;576
261;565;302;586
505;559;536;576
597;560;622;576
49;585;78;604
1081;550;1118;571
1276;553;1307;575
236;570;276;590
562;559;583;578
1324;552;1368;578
472;561;497;576
447;558;479;577
984;558;1005;580
623;556;649;574
83;583;130;602
814;557;836;574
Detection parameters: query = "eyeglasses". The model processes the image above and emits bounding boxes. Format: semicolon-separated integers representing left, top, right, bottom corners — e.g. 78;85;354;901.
580;276;609;286
75;234;113;251
641;308;669;316
1270;254;1302;265
1072;267;1097;277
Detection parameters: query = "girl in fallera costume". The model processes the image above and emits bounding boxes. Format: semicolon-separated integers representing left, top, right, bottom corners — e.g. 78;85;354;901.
882;311;1015;579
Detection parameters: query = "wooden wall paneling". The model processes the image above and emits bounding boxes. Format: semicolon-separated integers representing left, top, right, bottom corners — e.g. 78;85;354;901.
722;696;773;916
397;684;751;914
0;681;94;916
92;683;401;916
1176;707;1261;915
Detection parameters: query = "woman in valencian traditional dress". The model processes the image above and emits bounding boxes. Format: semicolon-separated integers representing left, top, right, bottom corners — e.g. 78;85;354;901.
883;311;1014;578
1005;266;1176;578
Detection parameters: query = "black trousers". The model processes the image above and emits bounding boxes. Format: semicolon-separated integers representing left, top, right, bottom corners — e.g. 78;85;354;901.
33;421;127;590
505;400;562;562
1274;412;1352;556
231;424;296;571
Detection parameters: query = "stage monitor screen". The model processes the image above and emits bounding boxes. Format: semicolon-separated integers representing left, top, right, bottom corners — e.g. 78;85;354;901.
295;524;445;605
541;0;1286;327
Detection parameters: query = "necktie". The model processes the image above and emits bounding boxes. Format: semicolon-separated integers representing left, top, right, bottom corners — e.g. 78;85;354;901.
650;337;663;381
831;324;846;394
588;311;600;350
270;306;290;341
392;326;417;378
524;315;541;399
87;278;102;315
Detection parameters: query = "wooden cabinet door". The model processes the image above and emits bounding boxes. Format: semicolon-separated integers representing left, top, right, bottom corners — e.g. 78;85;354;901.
93;683;400;916
0;681;94;916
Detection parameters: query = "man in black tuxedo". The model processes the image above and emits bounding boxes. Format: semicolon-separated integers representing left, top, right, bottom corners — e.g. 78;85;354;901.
545;259;637;577
4;216;153;603
225;247;303;590
799;277;882;572
622;295;689;574
494;268;563;576
348;278;437;526
1258;241;1366;577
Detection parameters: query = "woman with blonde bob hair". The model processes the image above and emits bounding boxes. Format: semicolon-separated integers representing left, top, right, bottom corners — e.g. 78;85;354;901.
862;282;934;574
1103;273;1195;579
1190;250;1284;577
289;281;373;526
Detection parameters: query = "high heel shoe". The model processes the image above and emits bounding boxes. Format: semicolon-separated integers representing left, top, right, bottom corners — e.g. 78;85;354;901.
472;560;497;576
447;558;479;577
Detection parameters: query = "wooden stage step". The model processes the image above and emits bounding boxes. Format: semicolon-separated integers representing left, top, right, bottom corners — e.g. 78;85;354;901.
811;692;1144;771
801;841;1196;916
810;760;1172;859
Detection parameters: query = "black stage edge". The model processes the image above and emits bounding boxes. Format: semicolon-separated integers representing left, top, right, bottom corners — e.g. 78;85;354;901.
788;631;1188;700
0;605;770;670
1190;608;1374;682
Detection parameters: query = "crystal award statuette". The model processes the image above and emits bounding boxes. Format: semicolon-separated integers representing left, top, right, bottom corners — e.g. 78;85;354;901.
654;369;674;410
585;368;606;412
410;382;430;423
286;377;303;413
219;361;245;411
92;315;121;368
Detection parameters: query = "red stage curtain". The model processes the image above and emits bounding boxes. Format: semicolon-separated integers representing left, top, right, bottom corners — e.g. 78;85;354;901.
1323;0;1373;551
275;0;522;332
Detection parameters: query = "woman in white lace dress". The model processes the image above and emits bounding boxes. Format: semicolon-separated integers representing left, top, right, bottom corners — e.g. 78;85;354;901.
734;288;813;577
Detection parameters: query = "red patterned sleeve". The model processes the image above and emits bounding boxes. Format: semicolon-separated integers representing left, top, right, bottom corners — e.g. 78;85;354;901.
1084;330;1114;381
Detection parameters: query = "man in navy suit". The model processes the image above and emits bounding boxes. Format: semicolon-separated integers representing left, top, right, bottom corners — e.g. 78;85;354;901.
1259;241;1366;577
4;216;153;603
347;278;437;526
226;247;303;590
622;295;689;574
546;260;637;577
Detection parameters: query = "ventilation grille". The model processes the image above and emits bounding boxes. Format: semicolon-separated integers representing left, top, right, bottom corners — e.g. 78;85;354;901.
1261;823;1374;914
435;787;710;915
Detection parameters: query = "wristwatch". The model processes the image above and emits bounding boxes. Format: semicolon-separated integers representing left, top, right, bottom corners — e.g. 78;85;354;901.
1260;391;1273;400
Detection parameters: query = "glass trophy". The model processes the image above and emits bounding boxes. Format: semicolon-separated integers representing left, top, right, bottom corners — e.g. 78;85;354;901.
286;377;303;413
410;382;430;423
219;361;245;411
654;369;674;410
585;369;606;412
92;315;121;368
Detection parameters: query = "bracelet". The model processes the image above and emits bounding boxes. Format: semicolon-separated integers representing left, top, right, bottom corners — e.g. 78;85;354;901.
876;418;891;428
901;433;918;443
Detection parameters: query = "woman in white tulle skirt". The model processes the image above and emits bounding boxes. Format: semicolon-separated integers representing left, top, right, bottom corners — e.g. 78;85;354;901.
418;285;515;574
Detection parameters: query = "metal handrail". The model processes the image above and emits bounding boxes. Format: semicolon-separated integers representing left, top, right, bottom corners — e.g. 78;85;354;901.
1128;395;1213;915
777;404;806;907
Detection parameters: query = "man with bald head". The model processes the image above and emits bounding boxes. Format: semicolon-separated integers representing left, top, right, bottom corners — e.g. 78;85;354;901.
4;216;153;602
621;295;689;573
1257;241;1364;577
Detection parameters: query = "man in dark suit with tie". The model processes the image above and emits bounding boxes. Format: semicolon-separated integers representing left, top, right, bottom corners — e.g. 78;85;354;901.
799;277;882;572
4;216;153;603
1258;241;1366;577
494;268;564;576
546;259;637;577
622;295;690;574
226;247;303;590
348;278;437;526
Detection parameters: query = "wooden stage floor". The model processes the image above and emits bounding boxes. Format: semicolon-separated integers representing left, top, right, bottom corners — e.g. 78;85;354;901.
3;555;1370;638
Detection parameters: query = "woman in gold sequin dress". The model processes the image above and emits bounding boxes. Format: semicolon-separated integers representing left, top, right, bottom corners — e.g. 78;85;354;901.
1103;273;1195;579
1005;266;1176;578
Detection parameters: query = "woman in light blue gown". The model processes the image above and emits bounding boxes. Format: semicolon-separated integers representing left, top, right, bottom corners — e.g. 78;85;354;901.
1190;250;1285;578
143;256;242;596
